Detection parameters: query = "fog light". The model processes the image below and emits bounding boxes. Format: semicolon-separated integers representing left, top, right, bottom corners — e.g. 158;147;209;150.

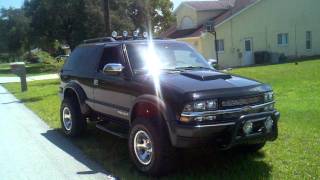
243;121;253;135
265;117;274;131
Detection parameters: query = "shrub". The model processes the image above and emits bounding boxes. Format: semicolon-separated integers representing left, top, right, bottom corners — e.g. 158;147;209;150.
0;54;16;63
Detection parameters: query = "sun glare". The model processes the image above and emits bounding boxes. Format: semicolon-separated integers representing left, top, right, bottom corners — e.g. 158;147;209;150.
142;36;163;100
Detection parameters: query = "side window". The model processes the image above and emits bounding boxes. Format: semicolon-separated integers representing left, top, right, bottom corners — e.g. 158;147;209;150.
63;47;82;70
98;46;123;71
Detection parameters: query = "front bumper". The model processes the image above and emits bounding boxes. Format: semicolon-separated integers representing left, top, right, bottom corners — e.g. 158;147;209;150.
171;111;280;148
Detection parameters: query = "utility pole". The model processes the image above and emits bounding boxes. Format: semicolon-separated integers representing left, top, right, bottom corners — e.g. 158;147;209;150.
103;0;111;36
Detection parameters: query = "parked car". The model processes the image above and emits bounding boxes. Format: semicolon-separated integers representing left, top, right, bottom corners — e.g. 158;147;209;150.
59;37;280;175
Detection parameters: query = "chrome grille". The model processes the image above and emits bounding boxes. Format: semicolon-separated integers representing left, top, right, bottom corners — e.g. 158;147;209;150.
220;95;264;109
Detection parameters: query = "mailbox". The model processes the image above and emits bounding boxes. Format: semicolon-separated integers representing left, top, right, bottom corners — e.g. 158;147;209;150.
10;62;27;92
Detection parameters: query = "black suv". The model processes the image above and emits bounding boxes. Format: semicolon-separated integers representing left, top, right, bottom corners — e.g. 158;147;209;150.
59;37;280;175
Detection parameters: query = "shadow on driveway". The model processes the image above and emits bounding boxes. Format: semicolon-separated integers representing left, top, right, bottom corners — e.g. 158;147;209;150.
41;129;117;179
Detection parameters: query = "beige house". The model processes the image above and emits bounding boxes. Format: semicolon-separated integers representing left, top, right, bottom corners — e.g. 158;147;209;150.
162;0;320;67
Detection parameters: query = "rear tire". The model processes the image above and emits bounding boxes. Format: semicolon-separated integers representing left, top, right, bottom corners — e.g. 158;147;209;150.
128;117;175;176
60;98;86;137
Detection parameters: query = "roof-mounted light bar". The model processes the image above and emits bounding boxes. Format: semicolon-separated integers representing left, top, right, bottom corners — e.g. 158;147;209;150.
83;30;156;44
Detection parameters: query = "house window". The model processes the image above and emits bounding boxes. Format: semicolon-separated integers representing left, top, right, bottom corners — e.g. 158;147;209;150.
306;31;312;50
216;39;224;52
206;24;213;32
278;33;288;45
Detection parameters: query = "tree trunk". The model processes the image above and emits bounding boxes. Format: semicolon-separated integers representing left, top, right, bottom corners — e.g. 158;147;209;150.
103;0;111;36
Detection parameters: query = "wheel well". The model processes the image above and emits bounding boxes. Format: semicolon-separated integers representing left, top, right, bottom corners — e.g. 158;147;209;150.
131;102;162;123
64;88;78;102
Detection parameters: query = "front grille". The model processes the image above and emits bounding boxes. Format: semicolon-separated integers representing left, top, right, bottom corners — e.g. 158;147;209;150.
220;95;264;109
216;94;265;123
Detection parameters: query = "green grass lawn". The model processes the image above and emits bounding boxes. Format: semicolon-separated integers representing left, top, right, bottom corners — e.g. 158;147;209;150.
0;62;62;77
3;60;320;179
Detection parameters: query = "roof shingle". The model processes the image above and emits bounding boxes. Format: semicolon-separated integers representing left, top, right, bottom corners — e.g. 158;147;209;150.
185;1;231;11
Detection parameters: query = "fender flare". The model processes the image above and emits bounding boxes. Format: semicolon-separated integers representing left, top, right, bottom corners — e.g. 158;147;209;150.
63;82;90;114
129;94;177;144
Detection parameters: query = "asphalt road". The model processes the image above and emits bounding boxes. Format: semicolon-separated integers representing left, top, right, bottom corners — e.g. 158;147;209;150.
0;85;115;180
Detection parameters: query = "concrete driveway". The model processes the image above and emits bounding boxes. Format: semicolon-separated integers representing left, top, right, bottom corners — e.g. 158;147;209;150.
0;74;59;84
0;85;115;180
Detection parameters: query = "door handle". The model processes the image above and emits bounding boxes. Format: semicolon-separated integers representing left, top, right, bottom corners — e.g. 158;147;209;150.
93;79;99;86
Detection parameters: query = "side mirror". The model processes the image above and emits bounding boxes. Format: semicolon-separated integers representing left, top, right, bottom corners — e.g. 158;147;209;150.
102;63;124;75
208;59;217;66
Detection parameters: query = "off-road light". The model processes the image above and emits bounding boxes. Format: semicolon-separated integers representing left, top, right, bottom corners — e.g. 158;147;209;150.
243;121;253;135
133;30;139;37
143;32;148;38
111;31;117;38
265;117;274;132
123;31;128;37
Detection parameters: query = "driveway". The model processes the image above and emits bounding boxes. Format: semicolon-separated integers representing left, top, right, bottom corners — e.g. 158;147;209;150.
0;85;115;180
0;74;59;84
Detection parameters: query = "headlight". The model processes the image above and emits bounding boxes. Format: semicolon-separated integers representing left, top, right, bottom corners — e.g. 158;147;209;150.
183;99;218;112
264;92;274;102
194;101;206;111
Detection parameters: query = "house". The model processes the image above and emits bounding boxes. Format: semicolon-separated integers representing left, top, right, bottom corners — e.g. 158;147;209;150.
162;0;320;67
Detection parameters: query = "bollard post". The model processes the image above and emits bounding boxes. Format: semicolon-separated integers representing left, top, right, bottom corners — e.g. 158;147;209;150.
10;62;28;92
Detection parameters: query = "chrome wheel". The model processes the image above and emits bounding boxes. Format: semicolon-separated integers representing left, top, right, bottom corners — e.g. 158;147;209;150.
62;107;72;131
134;130;153;165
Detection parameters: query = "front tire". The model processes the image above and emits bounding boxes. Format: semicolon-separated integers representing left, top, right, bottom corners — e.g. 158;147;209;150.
128;117;175;176
60;98;86;137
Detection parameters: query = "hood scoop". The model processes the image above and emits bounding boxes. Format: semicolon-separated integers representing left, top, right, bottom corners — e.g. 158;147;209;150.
181;71;232;81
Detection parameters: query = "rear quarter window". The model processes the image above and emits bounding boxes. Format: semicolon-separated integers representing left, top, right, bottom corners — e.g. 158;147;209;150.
63;45;103;75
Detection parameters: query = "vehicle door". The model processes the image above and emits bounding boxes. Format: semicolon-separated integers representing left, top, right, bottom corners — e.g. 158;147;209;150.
92;44;135;121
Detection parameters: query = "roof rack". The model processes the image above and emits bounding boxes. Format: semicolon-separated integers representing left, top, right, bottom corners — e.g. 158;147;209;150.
83;37;116;44
83;36;165;44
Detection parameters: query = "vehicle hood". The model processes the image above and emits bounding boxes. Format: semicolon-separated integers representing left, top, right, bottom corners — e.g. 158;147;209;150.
158;70;271;101
134;70;271;103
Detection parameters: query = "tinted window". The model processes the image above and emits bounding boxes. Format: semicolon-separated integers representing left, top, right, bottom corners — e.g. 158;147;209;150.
98;46;123;70
64;45;103;74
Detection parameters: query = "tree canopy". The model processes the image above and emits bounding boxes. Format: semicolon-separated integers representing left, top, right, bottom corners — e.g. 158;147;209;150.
0;0;175;55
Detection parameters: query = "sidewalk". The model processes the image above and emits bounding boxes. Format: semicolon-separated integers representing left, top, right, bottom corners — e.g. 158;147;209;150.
0;74;59;84
0;85;115;180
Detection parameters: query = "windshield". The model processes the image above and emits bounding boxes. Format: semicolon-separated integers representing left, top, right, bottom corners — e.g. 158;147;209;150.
126;42;211;73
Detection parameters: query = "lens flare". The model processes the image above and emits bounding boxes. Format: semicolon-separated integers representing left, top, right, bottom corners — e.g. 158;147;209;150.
142;36;163;100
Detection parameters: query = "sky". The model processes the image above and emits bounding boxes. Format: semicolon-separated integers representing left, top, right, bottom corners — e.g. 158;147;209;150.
0;0;210;10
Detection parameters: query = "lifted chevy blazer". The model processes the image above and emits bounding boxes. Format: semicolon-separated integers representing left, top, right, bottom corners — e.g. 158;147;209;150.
59;37;279;175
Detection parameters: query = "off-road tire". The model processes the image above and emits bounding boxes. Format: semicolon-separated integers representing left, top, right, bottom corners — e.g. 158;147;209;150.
60;98;86;137
128;117;175;176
